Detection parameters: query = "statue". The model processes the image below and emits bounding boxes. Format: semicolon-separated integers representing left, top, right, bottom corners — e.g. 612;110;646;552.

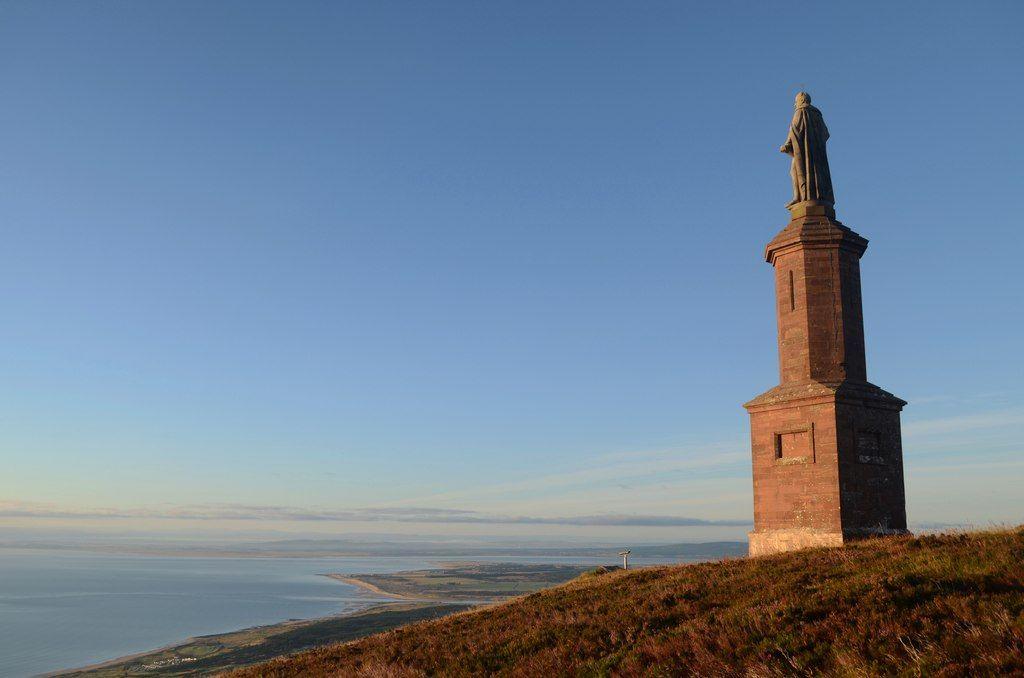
781;92;834;208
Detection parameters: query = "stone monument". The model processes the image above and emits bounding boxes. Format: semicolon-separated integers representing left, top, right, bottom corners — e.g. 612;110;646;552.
744;93;909;557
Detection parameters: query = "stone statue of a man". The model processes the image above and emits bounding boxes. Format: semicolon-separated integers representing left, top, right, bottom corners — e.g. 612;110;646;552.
781;92;834;208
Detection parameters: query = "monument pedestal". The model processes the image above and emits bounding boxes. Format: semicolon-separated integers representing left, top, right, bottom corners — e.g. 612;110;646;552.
744;204;908;557
745;380;908;557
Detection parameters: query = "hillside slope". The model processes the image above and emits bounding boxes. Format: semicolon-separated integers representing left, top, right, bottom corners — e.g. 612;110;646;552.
230;528;1024;676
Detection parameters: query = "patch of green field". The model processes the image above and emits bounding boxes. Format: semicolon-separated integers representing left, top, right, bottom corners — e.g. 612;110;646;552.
337;562;593;601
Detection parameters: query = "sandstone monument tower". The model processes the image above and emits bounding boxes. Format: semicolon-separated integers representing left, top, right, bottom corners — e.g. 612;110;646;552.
744;93;908;557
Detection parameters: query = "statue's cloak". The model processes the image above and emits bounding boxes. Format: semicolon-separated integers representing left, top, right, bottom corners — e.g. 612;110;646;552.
786;104;834;204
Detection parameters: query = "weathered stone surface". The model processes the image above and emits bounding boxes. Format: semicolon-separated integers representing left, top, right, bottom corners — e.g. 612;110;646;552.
748;529;845;557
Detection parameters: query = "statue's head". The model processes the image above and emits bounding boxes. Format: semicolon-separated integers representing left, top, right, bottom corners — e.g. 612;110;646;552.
795;91;812;107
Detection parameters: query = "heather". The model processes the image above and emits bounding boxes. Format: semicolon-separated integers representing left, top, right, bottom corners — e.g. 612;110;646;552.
229;527;1024;677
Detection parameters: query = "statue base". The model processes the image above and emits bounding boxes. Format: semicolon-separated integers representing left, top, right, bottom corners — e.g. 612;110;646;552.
786;199;835;219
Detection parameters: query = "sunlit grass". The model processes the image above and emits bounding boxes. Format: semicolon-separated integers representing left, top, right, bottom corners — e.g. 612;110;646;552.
230;527;1024;677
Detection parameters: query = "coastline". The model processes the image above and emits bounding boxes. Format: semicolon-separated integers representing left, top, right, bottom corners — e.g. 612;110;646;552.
40;562;602;675
40;618;316;676
48;574;465;676
323;574;425;601
48;601;465;677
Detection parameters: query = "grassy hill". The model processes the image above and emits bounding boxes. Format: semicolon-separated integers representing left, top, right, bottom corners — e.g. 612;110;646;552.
229;527;1024;676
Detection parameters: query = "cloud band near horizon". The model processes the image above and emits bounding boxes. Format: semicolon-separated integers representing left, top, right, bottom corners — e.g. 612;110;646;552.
0;500;750;527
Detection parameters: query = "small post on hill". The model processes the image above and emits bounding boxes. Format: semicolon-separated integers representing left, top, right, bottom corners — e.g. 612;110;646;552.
619;549;631;571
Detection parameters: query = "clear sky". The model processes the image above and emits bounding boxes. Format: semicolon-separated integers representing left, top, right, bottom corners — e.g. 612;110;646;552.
1;2;1021;543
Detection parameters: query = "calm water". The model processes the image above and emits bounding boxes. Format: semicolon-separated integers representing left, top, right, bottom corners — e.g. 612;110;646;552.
0;549;660;677
0;549;439;677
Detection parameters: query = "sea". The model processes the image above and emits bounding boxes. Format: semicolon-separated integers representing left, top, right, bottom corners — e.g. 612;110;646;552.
0;548;664;677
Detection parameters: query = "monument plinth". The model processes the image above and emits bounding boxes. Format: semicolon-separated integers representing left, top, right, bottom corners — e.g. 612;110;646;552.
745;95;909;557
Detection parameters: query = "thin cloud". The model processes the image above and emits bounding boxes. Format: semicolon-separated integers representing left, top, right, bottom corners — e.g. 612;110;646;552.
399;446;748;508
903;408;1024;437
0;500;749;527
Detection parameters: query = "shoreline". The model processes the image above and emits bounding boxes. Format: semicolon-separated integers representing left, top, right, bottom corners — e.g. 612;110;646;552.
323;574;426;601
45;570;445;677
44;604;388;676
40;618;305;676
45;600;465;677
38;563;511;676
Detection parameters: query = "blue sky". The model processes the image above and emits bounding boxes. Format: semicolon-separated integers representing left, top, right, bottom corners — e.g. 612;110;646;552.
1;2;1021;542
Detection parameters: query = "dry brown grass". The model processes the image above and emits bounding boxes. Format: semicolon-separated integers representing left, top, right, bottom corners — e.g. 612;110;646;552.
227;527;1024;677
